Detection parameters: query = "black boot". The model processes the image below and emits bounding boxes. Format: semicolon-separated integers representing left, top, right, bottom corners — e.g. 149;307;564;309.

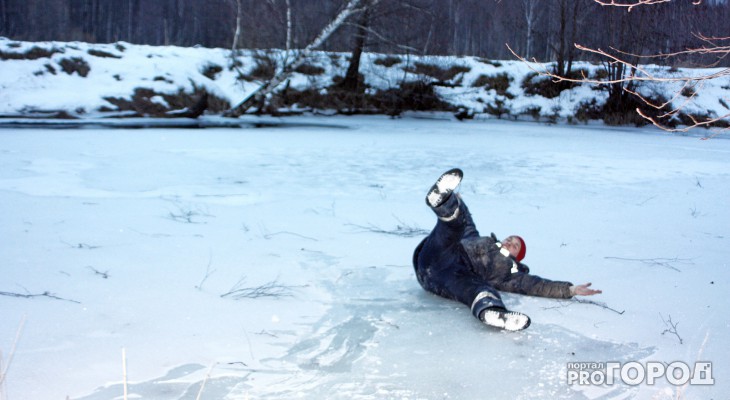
471;289;530;331
480;307;531;331
425;168;463;220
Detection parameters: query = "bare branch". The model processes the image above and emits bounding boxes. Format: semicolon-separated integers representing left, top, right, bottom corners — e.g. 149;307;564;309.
593;0;674;12
506;41;730;133
61;240;100;250
0;316;26;389
87;266;110;279
542;298;625;315
0;290;81;304
604;36;730;67
221;277;304;300
504;0;726;132
346;216;429;237
660;313;683;344
166;200;213;224
508;43;730;86
341;21;420;53
262;230;318;241
195;253;216;291
573;298;626;315
604;256;691;272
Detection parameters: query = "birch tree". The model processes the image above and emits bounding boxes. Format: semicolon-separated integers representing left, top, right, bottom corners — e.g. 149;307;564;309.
521;0;539;59
225;0;373;117
230;0;242;51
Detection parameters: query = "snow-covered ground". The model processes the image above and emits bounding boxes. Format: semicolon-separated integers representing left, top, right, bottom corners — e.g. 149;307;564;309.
1;115;728;399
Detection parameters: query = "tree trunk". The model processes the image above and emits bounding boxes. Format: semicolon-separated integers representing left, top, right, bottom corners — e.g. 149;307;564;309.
231;0;242;50
340;5;370;93
225;0;368;117
555;0;567;76
522;0;537;59
566;0;581;76
0;0;6;32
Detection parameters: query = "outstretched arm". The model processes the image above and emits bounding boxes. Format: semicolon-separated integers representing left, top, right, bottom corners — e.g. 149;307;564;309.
498;275;603;299
569;282;602;296
496;273;573;299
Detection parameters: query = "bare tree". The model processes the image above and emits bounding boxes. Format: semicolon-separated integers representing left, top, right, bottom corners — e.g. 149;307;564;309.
225;0;376;116
510;0;729;133
338;0;428;94
285;0;292;52
230;0;242;50
521;0;539;59
548;0;587;77
3;0;725;65
340;3;372;93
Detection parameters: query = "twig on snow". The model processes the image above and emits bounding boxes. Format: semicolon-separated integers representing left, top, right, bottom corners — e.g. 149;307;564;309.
87;266;110;279
0;290;80;304
347;216;428;237
263;231;318;241
255;330;279;338
543;298;625;315
165;200;213;224
227;361;248;367
604;256;691;272
195;253;216;291
221;277;304;300
689;206;702;218
636;195;657;206
0;316;26;391
61;240;100;250
660;313;683;344
573;298;626;315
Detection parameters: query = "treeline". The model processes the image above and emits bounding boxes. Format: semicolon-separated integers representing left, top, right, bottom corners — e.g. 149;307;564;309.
1;0;728;66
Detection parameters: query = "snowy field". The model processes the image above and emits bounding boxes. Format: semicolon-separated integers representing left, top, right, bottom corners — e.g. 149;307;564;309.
1;116;728;400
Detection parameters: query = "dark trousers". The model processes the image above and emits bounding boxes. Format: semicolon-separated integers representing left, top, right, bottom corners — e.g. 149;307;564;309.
413;195;506;319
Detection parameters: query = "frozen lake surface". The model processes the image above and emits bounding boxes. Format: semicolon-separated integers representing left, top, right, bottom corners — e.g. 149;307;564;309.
1;116;728;399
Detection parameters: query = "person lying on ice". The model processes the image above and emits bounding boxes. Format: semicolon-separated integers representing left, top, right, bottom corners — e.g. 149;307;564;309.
412;168;602;331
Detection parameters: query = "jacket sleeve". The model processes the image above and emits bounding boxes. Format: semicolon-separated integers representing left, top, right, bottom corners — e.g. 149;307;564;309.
495;273;573;299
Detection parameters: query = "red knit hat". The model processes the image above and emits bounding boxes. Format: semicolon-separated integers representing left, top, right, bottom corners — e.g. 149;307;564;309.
515;236;526;261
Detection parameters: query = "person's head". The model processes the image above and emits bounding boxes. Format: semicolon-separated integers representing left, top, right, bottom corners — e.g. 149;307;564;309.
503;235;526;261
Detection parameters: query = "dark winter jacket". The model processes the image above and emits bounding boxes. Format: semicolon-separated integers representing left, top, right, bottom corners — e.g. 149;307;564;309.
413;234;573;299
460;234;573;299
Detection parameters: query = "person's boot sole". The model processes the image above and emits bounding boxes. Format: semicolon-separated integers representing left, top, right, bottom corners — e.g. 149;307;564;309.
426;168;463;208
481;309;531;331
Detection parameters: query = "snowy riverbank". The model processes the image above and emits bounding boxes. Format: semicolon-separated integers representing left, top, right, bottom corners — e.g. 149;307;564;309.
1;37;728;129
